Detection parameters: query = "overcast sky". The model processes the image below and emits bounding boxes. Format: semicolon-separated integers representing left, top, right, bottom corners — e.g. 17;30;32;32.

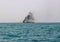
0;0;60;22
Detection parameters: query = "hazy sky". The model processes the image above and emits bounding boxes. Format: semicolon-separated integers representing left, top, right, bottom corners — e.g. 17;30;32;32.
0;0;60;22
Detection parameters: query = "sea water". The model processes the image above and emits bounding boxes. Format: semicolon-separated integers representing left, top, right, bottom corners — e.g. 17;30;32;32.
0;23;60;42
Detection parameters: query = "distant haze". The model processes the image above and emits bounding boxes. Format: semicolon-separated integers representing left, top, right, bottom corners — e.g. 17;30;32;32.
0;0;60;22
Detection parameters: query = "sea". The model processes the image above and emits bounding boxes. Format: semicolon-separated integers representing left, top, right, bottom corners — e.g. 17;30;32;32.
0;23;60;42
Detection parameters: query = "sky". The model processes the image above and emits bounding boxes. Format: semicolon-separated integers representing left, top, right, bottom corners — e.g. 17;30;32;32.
0;0;60;22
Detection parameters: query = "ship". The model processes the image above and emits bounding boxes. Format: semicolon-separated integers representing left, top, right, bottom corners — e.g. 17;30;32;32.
23;12;34;23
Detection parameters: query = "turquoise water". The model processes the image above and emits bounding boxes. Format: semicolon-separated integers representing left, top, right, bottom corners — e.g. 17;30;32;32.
0;23;60;42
